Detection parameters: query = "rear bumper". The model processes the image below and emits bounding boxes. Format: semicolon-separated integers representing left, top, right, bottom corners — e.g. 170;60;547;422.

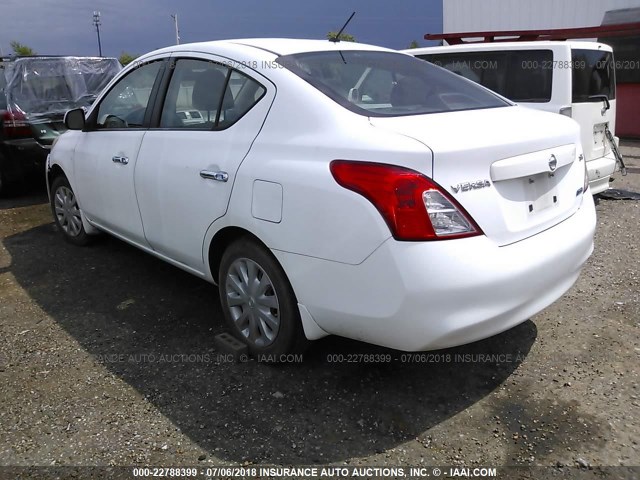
587;153;617;195
275;194;596;351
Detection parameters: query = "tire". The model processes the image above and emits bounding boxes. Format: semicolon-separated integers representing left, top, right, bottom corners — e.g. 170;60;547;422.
218;237;308;357
50;175;91;246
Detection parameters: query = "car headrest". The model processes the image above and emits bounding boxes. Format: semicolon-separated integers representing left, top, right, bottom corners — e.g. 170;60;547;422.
390;76;430;107
192;69;234;111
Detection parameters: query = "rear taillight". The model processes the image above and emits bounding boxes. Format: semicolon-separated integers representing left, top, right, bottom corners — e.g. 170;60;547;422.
330;160;482;241
2;109;32;138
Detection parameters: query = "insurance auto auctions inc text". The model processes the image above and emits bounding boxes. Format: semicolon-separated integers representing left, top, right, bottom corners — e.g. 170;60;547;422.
216;466;498;478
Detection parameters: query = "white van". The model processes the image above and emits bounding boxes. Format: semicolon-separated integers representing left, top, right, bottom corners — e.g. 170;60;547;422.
405;41;625;194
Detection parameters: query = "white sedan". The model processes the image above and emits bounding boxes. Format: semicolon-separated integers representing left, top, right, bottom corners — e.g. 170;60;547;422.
47;38;596;355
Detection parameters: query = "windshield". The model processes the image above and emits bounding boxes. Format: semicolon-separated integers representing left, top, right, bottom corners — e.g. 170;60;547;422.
5;57;122;116
277;50;509;117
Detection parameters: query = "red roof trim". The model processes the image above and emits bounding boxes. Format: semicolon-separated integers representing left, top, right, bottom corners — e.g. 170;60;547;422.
425;22;640;44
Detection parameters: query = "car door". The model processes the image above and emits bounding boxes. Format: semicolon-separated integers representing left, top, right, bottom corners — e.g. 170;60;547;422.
73;59;165;246
134;55;274;272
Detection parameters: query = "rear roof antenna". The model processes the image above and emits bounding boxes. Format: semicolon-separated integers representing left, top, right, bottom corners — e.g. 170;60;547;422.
330;11;356;42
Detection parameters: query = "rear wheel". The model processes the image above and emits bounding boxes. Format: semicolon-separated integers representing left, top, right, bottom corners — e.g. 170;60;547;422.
218;238;307;357
50;175;91;246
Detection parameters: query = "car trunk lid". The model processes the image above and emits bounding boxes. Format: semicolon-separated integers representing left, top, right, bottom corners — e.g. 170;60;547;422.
370;106;586;246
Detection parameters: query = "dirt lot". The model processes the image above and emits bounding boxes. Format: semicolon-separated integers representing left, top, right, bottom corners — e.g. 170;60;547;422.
0;143;639;479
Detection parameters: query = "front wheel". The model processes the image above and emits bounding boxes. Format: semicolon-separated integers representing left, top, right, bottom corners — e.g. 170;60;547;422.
218;238;307;357
50;175;91;246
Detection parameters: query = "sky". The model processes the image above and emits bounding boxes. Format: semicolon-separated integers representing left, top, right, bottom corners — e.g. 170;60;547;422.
0;0;443;58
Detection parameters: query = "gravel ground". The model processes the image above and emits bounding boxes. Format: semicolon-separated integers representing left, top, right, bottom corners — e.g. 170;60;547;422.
0;143;638;479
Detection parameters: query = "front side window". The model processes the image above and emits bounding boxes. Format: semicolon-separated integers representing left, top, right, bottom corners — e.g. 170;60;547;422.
160;59;266;130
95;60;162;129
277;51;508;117
572;49;616;103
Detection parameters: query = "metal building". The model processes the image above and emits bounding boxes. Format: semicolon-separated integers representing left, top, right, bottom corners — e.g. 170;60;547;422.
443;0;640;33
441;0;640;137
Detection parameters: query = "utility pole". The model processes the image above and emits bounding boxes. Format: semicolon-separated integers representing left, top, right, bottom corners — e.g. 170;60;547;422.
93;11;103;57
170;14;180;45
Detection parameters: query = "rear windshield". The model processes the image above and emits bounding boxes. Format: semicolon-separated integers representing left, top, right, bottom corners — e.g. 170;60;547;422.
416;50;553;103
276;50;509;117
571;49;616;103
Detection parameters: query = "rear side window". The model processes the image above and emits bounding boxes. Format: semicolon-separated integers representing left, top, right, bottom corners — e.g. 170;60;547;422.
160;59;230;129
160;58;266;130
571;49;616;103
277;50;508;117
220;70;266;129
417;50;553;103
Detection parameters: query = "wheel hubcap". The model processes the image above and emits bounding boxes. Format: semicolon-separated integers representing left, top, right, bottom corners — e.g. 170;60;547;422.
54;186;82;237
225;258;280;347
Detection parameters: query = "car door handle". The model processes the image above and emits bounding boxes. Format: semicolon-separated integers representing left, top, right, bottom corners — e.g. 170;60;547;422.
112;155;129;165
200;170;228;182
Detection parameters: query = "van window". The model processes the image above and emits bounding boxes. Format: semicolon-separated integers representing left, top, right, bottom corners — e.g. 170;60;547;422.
417;50;553;103
571;49;616;103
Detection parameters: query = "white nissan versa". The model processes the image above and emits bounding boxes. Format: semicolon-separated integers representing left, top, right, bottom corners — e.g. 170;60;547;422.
47;39;596;356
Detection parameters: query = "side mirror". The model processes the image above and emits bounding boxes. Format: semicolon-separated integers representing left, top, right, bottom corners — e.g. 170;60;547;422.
64;108;86;130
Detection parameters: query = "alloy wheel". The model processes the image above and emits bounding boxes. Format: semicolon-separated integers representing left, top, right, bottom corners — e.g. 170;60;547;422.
54;186;83;237
225;257;281;347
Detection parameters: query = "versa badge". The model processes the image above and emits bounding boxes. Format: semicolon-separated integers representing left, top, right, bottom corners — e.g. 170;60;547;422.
451;180;491;194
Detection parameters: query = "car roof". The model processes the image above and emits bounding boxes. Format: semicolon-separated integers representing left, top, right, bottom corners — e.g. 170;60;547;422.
228;38;395;55
146;38;396;58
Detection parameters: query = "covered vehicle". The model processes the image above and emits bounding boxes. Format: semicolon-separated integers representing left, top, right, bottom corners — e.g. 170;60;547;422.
0;56;121;194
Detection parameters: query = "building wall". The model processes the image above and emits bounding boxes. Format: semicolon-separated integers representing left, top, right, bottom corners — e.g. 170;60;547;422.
443;0;640;33
442;0;640;137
